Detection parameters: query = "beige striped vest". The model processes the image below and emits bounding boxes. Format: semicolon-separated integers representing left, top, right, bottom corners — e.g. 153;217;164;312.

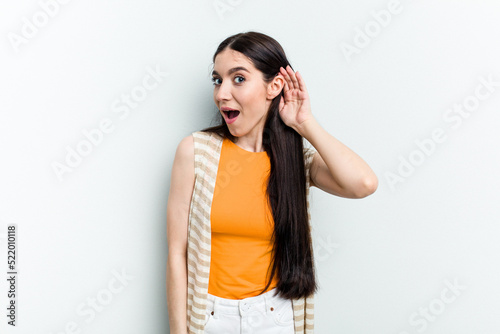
186;130;316;333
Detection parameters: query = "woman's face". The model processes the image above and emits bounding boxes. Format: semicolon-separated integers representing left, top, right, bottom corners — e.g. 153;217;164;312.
212;48;275;139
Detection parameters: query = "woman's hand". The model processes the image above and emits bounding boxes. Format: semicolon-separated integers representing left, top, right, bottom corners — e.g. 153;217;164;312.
278;65;315;135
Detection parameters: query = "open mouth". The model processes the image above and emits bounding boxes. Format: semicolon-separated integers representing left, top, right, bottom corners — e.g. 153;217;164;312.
223;109;240;119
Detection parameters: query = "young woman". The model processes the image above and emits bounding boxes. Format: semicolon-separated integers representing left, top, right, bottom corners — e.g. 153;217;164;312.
166;31;378;334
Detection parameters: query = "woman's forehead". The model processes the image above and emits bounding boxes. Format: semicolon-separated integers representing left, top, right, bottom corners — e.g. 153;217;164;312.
213;49;255;73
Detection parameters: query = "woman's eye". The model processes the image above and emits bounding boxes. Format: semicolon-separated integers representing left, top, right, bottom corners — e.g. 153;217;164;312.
211;76;244;86
211;77;221;85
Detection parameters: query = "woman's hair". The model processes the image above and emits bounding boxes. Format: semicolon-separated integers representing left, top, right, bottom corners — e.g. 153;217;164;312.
200;31;318;300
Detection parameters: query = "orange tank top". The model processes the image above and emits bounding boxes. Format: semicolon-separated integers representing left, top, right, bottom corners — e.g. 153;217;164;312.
208;137;279;299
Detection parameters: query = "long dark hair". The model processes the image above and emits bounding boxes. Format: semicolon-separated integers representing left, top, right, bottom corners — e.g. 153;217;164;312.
200;31;318;300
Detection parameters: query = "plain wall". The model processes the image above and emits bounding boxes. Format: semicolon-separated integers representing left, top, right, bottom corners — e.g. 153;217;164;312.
1;0;499;333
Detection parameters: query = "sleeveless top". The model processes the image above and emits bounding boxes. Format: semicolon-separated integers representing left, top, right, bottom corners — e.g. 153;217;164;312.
208;136;279;299
186;130;316;333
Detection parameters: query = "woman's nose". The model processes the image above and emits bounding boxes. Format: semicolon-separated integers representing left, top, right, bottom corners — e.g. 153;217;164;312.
215;82;231;101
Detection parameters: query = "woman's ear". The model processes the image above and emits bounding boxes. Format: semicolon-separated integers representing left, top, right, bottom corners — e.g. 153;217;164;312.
267;74;285;100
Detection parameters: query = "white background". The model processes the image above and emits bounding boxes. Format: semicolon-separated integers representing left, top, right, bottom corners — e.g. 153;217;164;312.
1;0;499;333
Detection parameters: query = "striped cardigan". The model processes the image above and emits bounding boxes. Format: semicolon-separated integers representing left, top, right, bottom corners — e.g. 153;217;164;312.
186;130;316;333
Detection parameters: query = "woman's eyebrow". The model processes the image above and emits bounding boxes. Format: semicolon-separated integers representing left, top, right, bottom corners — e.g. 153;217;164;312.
212;66;250;76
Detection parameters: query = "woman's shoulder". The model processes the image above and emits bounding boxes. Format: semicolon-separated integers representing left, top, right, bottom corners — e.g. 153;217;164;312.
175;134;195;164
191;130;224;141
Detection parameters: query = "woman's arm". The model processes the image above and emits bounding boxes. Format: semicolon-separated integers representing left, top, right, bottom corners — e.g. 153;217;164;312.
166;135;195;334
298;117;378;198
276;65;377;199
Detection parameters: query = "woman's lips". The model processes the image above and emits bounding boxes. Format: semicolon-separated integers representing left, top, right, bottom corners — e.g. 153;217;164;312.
222;109;239;124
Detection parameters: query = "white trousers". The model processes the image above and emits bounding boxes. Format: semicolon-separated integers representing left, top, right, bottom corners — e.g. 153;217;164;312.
204;287;295;334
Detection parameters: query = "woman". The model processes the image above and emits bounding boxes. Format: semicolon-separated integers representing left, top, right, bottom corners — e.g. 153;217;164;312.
166;31;378;334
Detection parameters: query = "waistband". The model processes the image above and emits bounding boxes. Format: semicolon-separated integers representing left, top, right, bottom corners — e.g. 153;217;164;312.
206;287;285;318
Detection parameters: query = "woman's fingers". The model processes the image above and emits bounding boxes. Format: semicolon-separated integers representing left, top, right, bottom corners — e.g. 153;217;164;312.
281;66;294;90
282;76;289;92
281;65;306;94
283;65;295;89
280;66;309;99
296;71;308;94
280;67;292;91
286;65;299;90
